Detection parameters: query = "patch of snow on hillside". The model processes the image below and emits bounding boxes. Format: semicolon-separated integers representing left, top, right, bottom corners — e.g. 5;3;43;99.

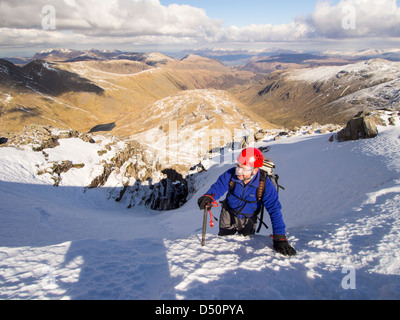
288;59;400;84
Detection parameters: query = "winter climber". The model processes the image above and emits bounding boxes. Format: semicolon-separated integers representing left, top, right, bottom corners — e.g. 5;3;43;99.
198;147;296;256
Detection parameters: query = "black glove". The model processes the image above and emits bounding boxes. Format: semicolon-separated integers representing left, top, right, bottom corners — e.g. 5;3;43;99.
272;234;297;256
198;195;213;210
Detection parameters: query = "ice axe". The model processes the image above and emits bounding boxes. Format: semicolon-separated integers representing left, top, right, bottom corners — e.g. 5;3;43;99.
202;207;208;246
201;200;218;246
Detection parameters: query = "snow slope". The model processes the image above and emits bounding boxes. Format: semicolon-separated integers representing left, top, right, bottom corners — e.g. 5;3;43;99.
1;122;400;300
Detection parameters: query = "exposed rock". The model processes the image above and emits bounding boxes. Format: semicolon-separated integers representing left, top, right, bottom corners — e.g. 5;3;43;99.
4;124;194;211
145;178;188;211
88;163;113;189
86;138;190;211
58;130;80;139
37;160;86;186
88;140;148;188
389;117;396;126
333;111;387;142
52;160;73;176
79;133;96;144
254;131;265;142
33;137;60;152
5;125;93;149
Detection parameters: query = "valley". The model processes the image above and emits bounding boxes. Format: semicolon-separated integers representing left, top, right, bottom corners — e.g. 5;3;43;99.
0;51;262;138
2;49;400;139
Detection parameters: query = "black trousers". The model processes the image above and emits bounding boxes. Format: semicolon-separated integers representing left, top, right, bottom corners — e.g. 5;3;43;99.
218;202;258;236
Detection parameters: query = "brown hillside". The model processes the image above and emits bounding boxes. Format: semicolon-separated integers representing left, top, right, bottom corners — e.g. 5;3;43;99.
3;52;398;140
0;55;266;138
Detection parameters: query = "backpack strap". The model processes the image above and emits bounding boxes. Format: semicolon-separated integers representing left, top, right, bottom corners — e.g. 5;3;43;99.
256;206;269;233
257;170;267;202
256;170;267;233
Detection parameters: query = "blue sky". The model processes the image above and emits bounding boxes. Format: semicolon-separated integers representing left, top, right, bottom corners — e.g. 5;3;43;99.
160;0;325;26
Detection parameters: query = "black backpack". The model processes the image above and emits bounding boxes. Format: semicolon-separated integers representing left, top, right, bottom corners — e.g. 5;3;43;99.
228;157;285;233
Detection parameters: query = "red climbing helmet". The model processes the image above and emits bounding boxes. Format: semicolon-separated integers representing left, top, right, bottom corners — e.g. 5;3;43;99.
237;148;264;168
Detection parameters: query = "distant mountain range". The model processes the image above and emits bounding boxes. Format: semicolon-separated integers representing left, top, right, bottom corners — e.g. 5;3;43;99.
4;47;400;66
0;50;265;140
236;59;400;128
180;47;400;66
1;47;399;141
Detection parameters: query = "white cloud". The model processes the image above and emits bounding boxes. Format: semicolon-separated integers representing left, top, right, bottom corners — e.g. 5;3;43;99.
0;0;224;51
0;0;221;37
0;0;400;52
308;0;400;38
218;0;400;43
220;20;310;43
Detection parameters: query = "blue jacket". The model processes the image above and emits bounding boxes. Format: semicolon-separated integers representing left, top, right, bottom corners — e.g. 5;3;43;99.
205;168;286;235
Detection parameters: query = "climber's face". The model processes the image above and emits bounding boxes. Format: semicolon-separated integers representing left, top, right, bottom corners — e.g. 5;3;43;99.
236;164;257;183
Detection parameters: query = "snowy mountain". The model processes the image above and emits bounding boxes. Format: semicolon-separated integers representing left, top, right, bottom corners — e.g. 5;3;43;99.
31;49;174;66
2;48;400;139
1;109;399;300
1;48;400;301
239;53;353;74
322;48;400;61
239;59;400;128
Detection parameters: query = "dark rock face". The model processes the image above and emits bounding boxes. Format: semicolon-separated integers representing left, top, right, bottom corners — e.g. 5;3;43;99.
334;111;386;142
145;177;189;211
0;59;104;96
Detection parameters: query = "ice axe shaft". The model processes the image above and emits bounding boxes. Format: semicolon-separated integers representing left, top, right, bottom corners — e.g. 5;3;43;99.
202;208;208;246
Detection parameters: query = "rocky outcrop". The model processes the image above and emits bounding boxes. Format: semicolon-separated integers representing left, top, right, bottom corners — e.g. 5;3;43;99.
32;137;60;152
335;111;384;141
145;175;189;211
4;124;194;211
51;161;85;186
88;139;192;211
88;140;161;188
3;125;94;150
331;109;398;142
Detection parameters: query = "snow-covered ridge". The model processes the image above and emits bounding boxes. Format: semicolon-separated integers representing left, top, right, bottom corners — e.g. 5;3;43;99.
39;48;76;54
288;59;400;84
322;48;400;58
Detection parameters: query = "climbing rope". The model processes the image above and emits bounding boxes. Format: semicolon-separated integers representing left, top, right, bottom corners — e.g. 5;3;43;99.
203;195;219;228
